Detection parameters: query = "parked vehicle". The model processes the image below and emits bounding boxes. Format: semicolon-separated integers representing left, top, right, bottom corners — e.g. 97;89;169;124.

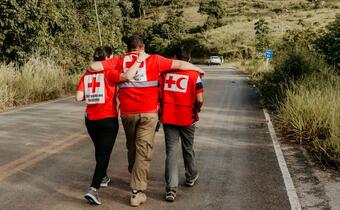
208;56;223;65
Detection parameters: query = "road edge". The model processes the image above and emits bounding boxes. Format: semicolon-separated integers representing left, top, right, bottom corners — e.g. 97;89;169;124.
0;95;74;115
263;109;302;210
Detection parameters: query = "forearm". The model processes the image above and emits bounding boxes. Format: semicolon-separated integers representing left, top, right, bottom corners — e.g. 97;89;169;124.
75;91;84;101
196;93;204;111
89;62;104;72
120;52;148;81
172;60;205;74
120;60;141;81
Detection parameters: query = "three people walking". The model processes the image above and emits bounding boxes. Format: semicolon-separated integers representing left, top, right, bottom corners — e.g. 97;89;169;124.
76;36;204;206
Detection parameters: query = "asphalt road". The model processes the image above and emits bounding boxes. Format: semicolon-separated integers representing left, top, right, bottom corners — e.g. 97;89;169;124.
0;66;291;210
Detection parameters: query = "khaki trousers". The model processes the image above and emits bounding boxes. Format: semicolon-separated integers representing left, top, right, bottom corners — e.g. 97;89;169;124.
121;113;158;191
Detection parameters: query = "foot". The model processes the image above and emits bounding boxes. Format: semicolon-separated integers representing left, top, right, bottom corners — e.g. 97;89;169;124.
130;190;147;207
165;190;176;202
84;188;102;205
100;176;111;187
185;173;199;187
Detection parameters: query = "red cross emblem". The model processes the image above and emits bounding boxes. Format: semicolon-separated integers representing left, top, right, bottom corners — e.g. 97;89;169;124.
88;77;101;93
165;76;176;88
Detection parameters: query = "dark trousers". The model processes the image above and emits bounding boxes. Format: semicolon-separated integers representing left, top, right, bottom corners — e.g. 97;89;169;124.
85;117;119;189
163;124;198;191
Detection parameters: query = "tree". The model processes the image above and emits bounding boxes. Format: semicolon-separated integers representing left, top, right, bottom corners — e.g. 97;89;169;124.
144;5;187;54
315;14;340;71
0;0;124;67
254;18;270;53
198;0;226;29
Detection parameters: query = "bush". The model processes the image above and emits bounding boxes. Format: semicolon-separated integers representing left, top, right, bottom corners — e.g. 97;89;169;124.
315;14;340;72
259;49;327;107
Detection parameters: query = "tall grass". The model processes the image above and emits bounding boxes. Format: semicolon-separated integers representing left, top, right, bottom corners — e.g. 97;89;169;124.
279;71;340;167
0;55;80;110
245;44;340;168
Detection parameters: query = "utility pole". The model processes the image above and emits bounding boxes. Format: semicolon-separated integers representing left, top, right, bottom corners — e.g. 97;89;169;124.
94;0;103;46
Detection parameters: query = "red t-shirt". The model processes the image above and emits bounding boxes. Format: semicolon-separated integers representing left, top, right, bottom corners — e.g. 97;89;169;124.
77;58;121;120
102;52;173;115
160;70;204;126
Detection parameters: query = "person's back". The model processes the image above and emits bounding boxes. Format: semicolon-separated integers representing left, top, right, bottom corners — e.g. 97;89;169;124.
159;47;204;202
117;52;172;114
79;60;120;120
161;70;203;126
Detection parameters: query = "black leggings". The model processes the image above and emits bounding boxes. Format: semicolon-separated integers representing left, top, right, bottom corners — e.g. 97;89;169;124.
85;117;119;189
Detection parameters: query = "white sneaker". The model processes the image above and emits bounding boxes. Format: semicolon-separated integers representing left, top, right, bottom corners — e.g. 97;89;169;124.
84;188;102;205
100;176;111;187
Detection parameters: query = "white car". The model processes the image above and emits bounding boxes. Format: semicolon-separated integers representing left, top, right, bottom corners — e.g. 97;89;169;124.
208;56;223;65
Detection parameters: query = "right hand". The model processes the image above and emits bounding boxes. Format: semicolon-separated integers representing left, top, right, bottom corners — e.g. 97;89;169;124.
137;51;149;61
197;68;205;77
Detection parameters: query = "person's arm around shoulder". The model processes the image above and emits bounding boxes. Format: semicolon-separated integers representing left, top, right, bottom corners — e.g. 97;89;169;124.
107;51;149;84
119;51;149;81
89;56;120;72
171;60;205;76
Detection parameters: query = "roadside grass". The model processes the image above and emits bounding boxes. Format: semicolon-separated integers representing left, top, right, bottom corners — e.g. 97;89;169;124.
242;44;340;168
0;55;80;111
279;71;340;167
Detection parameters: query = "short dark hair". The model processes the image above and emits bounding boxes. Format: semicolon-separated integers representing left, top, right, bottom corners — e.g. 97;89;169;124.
93;46;113;61
127;35;144;51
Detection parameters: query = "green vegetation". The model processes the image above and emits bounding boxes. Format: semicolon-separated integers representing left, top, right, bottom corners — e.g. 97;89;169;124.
198;0;226;30
315;14;340;71
246;13;340;168
1;0;340;167
0;0;124;68
254;18;270;53
280;72;340;167
1;0;340;65
0;55;79;111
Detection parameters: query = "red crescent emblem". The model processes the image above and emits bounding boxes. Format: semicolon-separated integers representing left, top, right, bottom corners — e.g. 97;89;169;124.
176;77;186;90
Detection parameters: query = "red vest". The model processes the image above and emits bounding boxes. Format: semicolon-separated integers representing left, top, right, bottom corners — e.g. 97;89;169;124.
161;71;200;126
77;70;119;120
117;52;173;115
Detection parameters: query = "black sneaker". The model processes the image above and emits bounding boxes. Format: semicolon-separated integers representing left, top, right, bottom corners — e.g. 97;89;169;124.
100;176;111;187
84;188;102;205
185;173;199;187
165;190;176;202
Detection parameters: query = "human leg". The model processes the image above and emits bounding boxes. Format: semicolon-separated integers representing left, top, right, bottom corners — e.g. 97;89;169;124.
121;114;140;173
130;113;158;191
179;125;198;184
163;124;181;192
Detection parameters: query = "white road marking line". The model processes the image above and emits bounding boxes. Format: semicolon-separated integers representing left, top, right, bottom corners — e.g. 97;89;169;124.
263;109;302;210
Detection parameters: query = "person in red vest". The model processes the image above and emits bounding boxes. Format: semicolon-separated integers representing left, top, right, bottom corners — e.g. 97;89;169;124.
76;46;148;205
159;48;204;202
90;36;205;207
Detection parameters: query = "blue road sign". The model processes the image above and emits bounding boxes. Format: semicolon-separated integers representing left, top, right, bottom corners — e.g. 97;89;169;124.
265;50;273;59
